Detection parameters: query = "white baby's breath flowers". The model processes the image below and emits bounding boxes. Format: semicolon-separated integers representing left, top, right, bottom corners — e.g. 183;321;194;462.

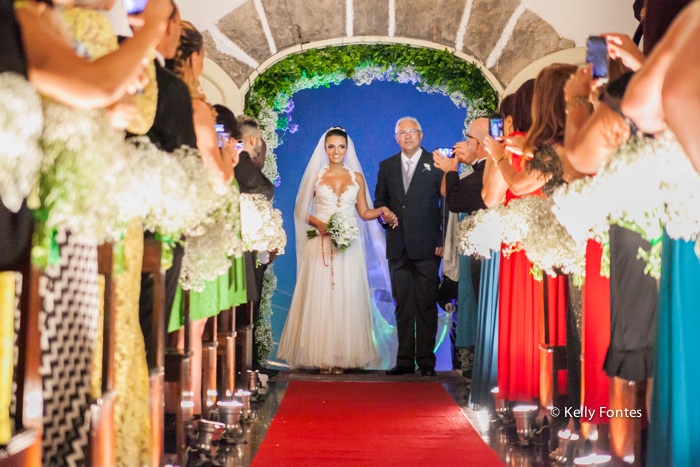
456;207;504;259
457;196;586;275
240;193;287;254
39;99;132;243
0;73;43;212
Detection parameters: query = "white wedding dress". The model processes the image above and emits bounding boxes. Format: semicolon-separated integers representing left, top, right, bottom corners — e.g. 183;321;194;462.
277;165;383;369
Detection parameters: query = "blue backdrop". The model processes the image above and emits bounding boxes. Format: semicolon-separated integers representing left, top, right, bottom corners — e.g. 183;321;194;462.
267;79;468;370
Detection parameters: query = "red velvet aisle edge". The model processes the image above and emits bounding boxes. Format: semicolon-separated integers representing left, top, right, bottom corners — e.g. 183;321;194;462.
250;382;506;467
581;239;611;424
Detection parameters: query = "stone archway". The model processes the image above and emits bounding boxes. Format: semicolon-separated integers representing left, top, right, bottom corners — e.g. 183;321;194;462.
200;0;575;105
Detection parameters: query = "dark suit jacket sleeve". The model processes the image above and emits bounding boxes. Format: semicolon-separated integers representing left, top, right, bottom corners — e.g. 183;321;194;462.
445;170;487;214
235;153;274;200
374;161;390;230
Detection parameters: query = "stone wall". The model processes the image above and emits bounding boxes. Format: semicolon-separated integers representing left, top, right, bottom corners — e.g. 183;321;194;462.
204;0;577;92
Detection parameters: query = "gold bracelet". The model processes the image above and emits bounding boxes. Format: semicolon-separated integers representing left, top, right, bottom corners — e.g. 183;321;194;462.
565;95;590;114
496;154;509;165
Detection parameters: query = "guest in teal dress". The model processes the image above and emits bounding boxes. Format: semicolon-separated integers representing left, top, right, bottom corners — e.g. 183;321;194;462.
647;232;700;466
456;254;478;349
468;252;500;410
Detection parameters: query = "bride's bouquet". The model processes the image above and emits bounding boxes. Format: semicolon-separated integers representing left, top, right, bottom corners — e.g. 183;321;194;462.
307;211;359;252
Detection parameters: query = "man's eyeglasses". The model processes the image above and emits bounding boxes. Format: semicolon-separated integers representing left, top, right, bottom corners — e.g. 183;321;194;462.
466;134;480;148
395;129;422;138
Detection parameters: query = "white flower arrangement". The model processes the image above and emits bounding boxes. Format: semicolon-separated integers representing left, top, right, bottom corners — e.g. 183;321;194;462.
239;193;287;254
35;101;243;286
0;73;43;212
254;265;277;367
518;196;587;276
179;182;243;292
456;196;586;275
456;207;505;259
550;131;700;276
38;99;132;243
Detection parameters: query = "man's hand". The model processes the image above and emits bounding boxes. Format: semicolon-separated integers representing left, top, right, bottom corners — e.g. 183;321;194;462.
435;247;444;257
453;141;477;164
380;208;398;228
432;150;459;173
268;248;279;262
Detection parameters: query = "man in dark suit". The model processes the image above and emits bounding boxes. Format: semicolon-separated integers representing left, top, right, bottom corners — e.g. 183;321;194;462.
433;117;489;316
375;117;445;376
233;114;275;370
436;118;489;216
138;4;197;360
230;113;274;200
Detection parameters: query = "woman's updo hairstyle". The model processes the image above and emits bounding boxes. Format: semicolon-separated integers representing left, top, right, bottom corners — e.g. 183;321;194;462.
171;21;205;100
325;127;348;144
174;21;203;67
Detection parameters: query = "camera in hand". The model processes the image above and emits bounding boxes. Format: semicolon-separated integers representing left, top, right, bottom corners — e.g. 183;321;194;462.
586;36;609;81
123;0;148;15
489;115;503;138
489;115;504;138
215;123;229;149
436;148;454;158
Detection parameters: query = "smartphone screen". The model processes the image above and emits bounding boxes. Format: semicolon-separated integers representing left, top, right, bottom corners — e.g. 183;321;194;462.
437;148;454;158
489;118;504;138
587;36;609;81
235;141;244;152
123;0;148;14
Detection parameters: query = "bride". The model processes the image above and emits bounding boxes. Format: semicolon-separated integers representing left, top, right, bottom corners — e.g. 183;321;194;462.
277;127;398;374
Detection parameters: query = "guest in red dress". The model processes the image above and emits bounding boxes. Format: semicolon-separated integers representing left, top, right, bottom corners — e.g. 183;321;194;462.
484;64;583;404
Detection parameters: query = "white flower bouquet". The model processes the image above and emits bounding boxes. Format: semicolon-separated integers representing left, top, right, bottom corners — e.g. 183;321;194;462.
307;211;359;252
0;73;43;212
240;193;287;254
456;196;586;276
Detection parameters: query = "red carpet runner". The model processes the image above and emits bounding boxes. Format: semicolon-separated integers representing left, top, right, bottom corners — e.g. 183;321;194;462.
251;382;505;466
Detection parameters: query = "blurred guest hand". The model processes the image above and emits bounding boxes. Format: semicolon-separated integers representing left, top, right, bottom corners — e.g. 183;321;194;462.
432;150;459;172
107;95;137;129
603;33;646;71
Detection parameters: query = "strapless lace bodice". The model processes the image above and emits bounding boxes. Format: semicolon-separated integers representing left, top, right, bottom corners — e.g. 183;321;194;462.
314;165;360;223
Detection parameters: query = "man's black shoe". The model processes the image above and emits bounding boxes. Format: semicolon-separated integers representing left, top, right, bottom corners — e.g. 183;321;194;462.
386;365;414;376
420;367;436;377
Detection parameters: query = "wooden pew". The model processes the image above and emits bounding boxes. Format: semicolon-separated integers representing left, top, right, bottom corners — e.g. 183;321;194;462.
235;302;254;384
89;243;117;467
1;228;42;467
164;291;193;466
217;308;236;399
539;274;568;413
141;239;165;467
201;317;217;420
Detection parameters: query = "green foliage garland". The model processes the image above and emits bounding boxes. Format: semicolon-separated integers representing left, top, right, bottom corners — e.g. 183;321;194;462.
246;43;498;118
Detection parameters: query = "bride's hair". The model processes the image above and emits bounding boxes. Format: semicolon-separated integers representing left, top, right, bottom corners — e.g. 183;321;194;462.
325;127;348;144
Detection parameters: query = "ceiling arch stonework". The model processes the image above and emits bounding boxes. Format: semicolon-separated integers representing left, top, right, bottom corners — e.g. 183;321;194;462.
202;0;575;93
